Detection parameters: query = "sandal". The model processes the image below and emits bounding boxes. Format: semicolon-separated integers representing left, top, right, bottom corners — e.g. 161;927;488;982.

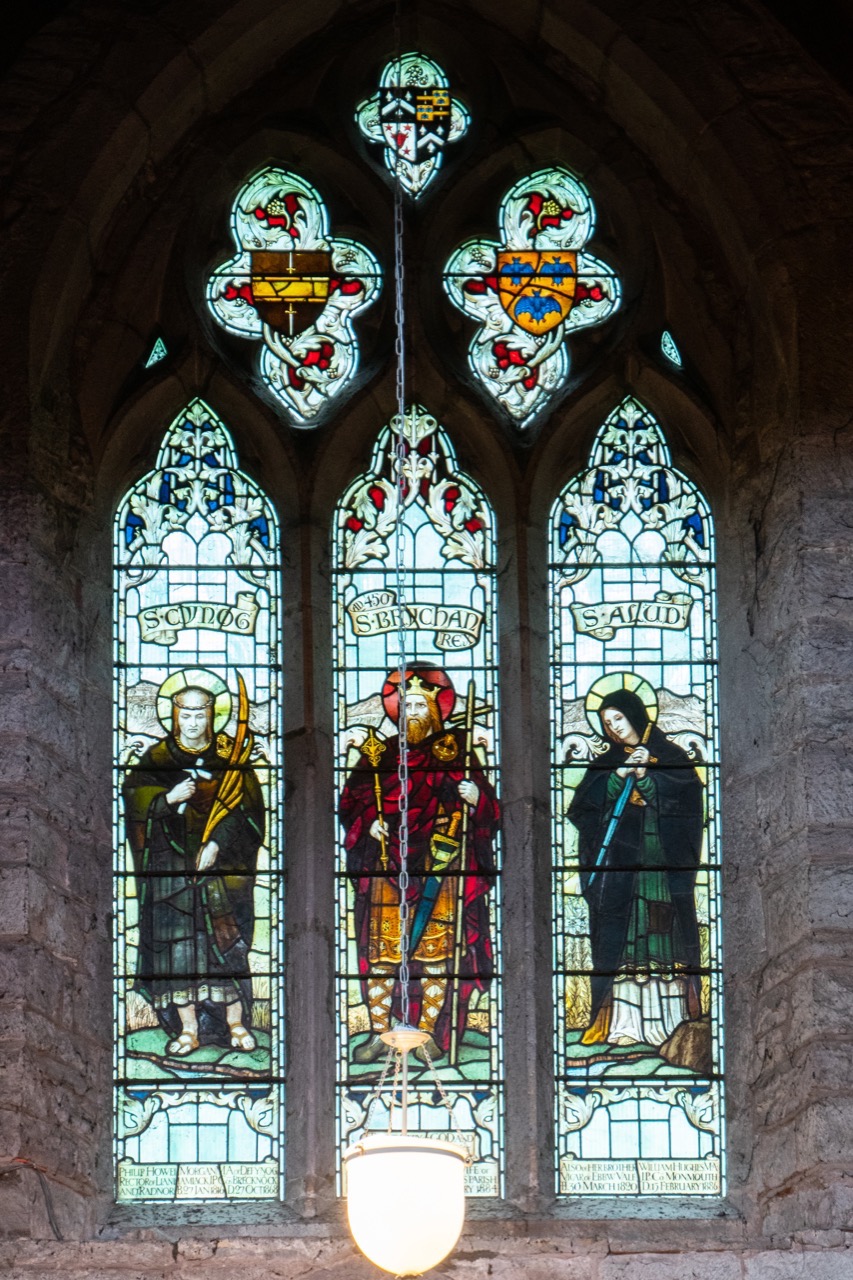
166;1032;199;1057
230;1025;257;1052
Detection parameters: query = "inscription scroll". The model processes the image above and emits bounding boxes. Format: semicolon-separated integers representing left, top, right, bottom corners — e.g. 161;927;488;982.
569;590;693;641
138;591;260;645
638;1157;720;1195
117;1160;279;1200
463;1160;500;1196
221;1160;279;1198
175;1163;227;1199
347;589;484;651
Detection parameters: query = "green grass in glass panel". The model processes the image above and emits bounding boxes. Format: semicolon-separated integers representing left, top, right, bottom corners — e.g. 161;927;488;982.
119;1029;275;1083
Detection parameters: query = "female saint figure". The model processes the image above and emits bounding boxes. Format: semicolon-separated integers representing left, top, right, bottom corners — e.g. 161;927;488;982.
568;687;704;1048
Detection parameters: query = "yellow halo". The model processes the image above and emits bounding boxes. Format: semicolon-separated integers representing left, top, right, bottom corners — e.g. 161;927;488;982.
156;668;232;734
584;671;658;737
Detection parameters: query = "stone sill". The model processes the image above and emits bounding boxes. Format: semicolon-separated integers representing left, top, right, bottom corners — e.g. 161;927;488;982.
99;1196;745;1240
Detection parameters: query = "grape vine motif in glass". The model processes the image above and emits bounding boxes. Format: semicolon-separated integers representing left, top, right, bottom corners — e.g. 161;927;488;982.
207;167;381;426
444;167;621;426
113;399;284;1201
355;52;470;198
549;397;724;1197
333;406;504;1198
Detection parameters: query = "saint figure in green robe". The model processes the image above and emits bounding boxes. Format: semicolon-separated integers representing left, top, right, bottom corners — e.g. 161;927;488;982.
123;684;264;1057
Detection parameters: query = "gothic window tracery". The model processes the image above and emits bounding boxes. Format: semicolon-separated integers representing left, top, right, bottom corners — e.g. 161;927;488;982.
109;47;728;1217
207;168;381;426
444;167;621;426
355;52;470;198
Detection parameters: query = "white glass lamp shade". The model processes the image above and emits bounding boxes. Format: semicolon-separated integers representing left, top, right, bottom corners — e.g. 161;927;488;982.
344;1134;467;1276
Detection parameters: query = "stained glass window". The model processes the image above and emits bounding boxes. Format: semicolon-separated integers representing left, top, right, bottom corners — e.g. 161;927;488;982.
206;167;381;426
113;399;284;1201
144;336;168;369
550;397;724;1197
355;53;470;198
333;406;504;1197
444;167;621;427
661;331;683;368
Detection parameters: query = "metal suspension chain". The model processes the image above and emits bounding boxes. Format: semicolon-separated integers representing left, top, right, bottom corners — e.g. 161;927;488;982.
363;1036;397;1134
391;21;412;1030
359;13;472;1158
386;1043;403;1134
418;1041;472;1160
358;27;412;1132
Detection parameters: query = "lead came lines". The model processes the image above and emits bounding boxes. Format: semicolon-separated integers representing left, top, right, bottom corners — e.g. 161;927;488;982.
550;398;724;1197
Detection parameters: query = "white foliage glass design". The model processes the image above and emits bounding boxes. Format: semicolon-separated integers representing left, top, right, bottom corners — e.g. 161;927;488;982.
550;397;724;1197
661;330;683;367
113;399;284;1201
444;167;621;426
207;168;381;426
355;52;470;198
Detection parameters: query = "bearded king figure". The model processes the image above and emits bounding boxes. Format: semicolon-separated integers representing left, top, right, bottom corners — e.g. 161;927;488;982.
339;665;499;1063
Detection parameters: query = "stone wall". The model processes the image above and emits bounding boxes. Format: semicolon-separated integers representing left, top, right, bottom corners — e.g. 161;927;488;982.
0;0;851;1275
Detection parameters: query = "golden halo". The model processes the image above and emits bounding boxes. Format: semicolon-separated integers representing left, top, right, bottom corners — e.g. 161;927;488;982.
156;668;232;734
584;671;659;737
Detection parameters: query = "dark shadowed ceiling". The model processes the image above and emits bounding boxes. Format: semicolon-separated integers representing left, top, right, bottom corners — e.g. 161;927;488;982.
2;0;852;89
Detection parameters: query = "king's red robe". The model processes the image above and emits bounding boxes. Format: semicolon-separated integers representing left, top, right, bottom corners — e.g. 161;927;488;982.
339;724;500;1052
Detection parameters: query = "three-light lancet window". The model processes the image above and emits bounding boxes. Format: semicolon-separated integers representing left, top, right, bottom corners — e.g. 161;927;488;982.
112;395;722;1202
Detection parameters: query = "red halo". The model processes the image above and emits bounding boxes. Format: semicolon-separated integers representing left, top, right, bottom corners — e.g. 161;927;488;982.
382;665;456;724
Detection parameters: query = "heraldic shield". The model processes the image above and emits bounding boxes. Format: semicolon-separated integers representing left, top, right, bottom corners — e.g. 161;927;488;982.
250;250;331;336
497;249;578;335
380;84;451;161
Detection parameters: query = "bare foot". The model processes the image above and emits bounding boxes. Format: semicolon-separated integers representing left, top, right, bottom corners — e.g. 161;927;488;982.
229;1024;257;1051
167;1032;199;1057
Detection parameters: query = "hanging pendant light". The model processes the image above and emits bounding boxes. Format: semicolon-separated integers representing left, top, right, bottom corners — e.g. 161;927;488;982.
343;1029;468;1276
343;37;470;1269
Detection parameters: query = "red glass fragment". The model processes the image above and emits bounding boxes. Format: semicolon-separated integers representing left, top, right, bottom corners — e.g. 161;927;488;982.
525;190;577;236
330;277;364;296
223;281;255;306
576;281;605;303
464;276;498;295
253;193;301;237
